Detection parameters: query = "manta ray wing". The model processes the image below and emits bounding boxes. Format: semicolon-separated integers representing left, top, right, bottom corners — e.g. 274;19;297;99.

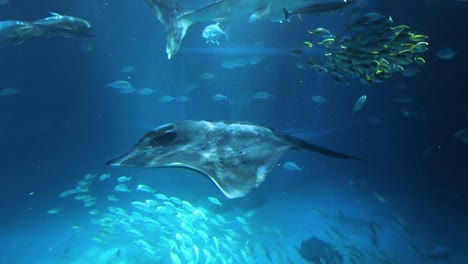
189;141;289;199
158;145;286;199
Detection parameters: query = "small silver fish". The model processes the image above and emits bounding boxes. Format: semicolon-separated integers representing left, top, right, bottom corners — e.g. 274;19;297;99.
107;195;119;201
114;184;131;192
252;92;273;99
353;95;367;115
88;209;99;215
159;95;175;103
107;80;132;89
175;96;191;102
136;88;155;95
207;196;223;206
117;176;132;183
136;184;155;193
47;208;63;214
311;95;328;104
59;188;80;198
154;193;169;200
99;173;111;181
200;72;216;80
212;94;228;101
373;192;387;203
202;23;226;45
282;161;302;172
235;216;248;225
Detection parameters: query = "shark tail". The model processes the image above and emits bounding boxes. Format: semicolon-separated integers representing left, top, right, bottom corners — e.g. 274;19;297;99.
145;0;193;59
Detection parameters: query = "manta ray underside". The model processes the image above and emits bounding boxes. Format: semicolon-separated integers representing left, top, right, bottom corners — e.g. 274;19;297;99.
107;120;362;198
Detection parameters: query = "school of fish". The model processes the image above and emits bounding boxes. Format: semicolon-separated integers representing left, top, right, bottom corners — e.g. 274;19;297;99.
297;12;430;85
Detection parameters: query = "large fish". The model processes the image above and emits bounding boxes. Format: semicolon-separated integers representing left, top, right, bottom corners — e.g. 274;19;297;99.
283;0;355;21
0;20;44;46
33;12;94;37
107;120;362;199
144;0;317;59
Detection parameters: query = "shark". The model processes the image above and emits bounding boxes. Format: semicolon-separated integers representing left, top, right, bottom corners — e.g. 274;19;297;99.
107;120;362;199
144;0;318;59
33;12;95;37
283;1;355;21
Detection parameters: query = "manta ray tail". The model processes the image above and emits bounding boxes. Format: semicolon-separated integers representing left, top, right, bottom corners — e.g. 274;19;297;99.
145;0;193;59
282;133;365;161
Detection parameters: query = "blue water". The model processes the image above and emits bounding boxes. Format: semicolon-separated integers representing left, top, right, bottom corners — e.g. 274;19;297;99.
1;0;467;263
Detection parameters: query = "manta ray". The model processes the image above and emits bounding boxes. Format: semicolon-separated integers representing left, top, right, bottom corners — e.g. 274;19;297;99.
107;120;362;199
144;0;318;59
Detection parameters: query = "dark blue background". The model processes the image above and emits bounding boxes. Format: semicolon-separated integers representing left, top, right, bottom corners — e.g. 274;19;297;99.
1;0;467;233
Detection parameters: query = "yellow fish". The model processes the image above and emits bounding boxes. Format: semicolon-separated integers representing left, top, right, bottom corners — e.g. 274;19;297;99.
303;41;314;48
414;56;425;65
318;38;335;45
409;34;429;42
